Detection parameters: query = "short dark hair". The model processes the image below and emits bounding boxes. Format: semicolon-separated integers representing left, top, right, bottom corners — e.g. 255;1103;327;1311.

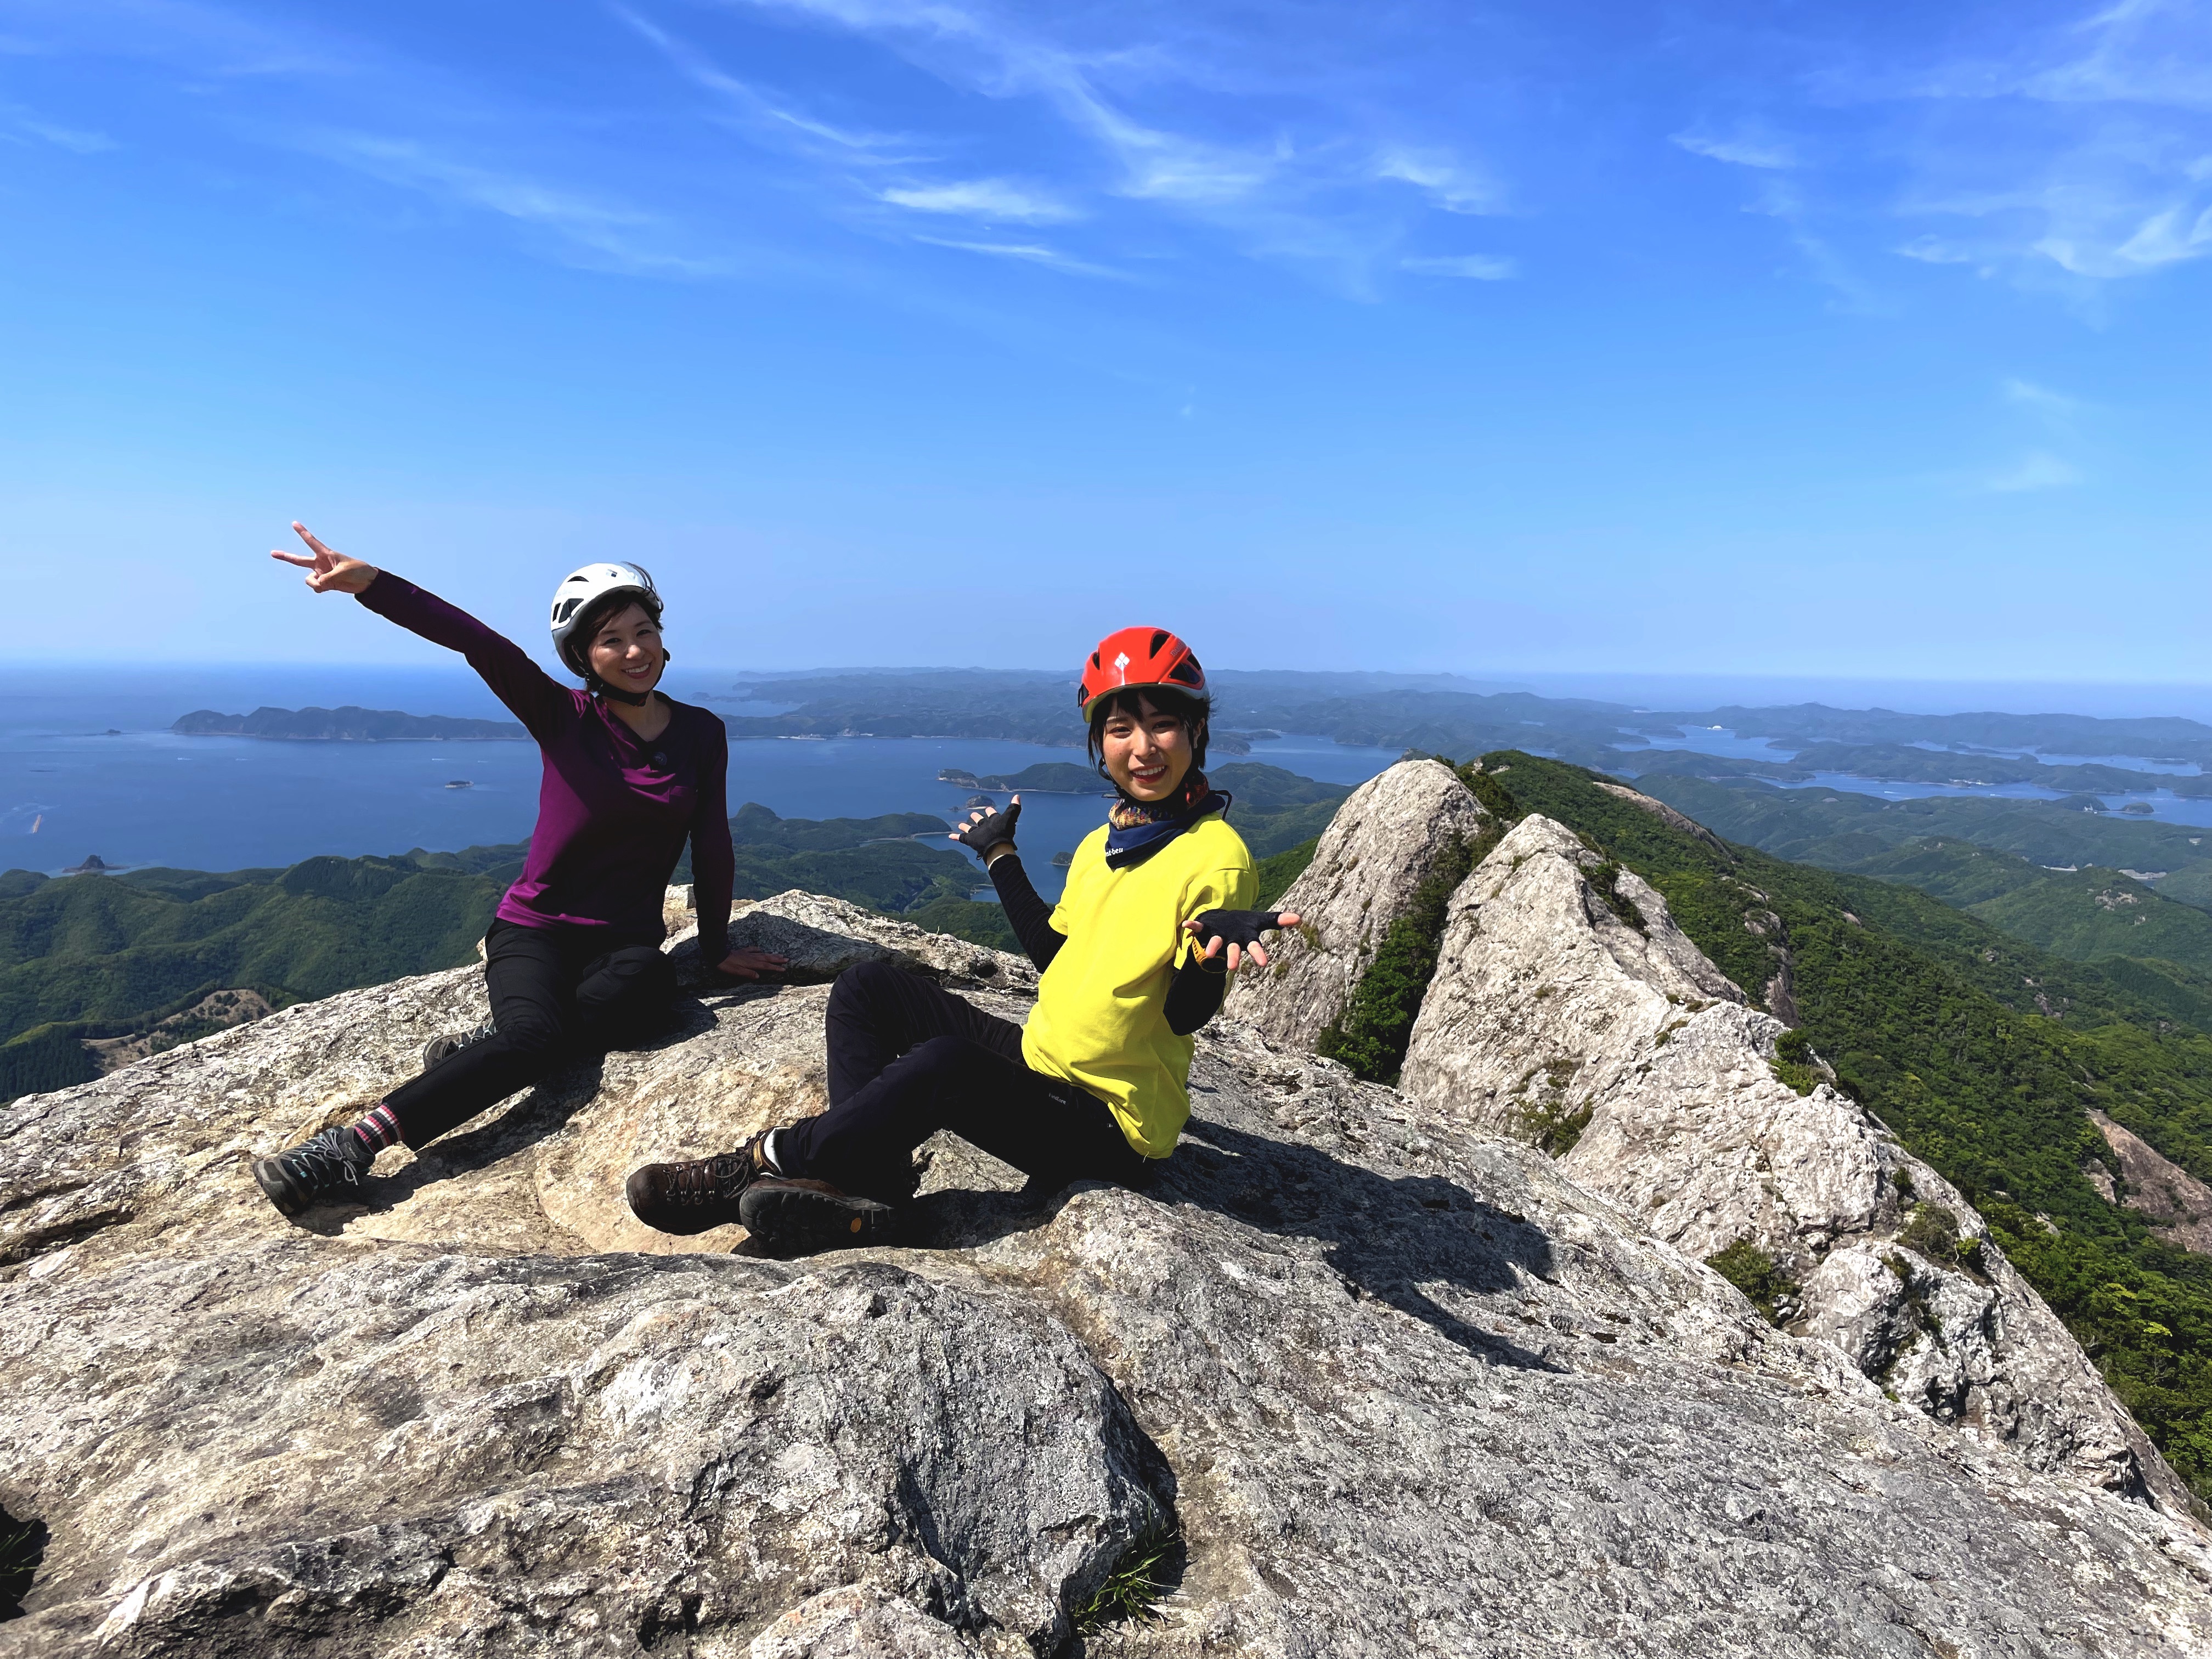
1086;685;1212;774
563;589;664;676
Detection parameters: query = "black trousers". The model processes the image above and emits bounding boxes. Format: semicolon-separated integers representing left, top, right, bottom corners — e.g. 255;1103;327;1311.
382;916;676;1148
777;958;1150;1205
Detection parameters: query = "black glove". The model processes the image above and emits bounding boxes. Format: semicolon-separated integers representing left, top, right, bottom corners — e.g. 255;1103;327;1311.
1189;909;1290;970
951;799;1020;861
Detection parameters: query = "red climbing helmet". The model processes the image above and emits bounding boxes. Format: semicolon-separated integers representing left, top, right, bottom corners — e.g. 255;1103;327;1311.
1079;626;1207;720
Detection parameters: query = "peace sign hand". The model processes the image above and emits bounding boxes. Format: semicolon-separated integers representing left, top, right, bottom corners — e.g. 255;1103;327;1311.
270;521;380;595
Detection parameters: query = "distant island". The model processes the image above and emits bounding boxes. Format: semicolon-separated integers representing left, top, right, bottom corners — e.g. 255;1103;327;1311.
173;706;528;742
940;763;1109;794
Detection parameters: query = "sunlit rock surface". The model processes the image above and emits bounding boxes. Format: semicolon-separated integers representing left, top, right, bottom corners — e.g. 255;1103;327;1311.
1402;814;2193;1511
3;890;2208;1656
1224;758;1488;1051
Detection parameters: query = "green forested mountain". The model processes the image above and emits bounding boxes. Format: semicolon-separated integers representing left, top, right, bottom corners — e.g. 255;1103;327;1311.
0;803;992;1104
1475;753;2212;1493
1636;772;2212;911
1833;839;2212;983
0;768;1351;1105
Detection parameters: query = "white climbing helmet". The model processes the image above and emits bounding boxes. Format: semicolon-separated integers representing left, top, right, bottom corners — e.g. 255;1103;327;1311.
549;562;661;674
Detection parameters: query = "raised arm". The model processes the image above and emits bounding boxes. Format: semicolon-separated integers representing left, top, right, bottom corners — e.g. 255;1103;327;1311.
988;853;1065;972
950;796;1065;971
270;522;571;739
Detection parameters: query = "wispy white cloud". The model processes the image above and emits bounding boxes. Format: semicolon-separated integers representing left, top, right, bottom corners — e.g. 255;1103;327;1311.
2003;376;2083;420
1876;0;2212;289
299;132;720;275
710;0;1508;287
1400;253;1516;279
1895;235;1978;266
1984;450;2086;492
1373;148;1503;213
3;106;116;152
2109;200;2212;264
1672;132;1796;171
881;177;1076;222
911;233;1128;278
1745;176;1892;314
613;4;919;161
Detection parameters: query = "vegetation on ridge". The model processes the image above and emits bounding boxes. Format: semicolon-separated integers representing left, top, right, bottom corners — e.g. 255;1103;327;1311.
1480;752;2212;1498
1317;826;1496;1086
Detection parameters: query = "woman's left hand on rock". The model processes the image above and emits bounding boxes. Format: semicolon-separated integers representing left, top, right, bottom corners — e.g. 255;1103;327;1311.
715;947;791;980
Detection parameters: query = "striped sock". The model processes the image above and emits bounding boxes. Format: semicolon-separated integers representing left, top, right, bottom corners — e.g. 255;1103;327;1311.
351;1102;404;1159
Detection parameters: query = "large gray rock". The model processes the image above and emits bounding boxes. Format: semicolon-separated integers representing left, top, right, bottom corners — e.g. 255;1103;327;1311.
684;891;1035;994
3;896;2209;1655
1225;759;1488;1051
1402;814;2193;1512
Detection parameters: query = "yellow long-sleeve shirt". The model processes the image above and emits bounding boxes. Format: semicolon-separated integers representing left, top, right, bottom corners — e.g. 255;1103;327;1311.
1020;813;1257;1158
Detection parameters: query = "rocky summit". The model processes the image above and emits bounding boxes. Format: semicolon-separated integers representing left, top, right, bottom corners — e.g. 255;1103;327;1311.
5;775;2212;1656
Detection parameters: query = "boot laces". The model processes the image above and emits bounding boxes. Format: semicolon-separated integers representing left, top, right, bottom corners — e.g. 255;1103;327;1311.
283;1127;366;1190
667;1140;760;1205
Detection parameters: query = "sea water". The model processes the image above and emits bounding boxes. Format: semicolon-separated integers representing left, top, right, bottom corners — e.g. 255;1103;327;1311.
27;669;2204;889
1620;724;2212;823
1;667;1407;894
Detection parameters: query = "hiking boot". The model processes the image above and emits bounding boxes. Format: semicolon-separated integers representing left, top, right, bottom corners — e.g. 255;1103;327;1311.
252;1126;372;1217
625;1132;776;1235
422;1017;498;1073
738;1179;898;1257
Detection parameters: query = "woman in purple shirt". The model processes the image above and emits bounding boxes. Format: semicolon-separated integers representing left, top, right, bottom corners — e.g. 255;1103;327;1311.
250;522;785;1216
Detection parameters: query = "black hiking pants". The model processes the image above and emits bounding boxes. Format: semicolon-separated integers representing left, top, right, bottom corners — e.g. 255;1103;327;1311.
776;958;1151;1205
382;917;676;1148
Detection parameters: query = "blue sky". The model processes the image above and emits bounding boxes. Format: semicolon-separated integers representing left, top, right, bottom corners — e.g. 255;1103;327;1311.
2;0;2208;683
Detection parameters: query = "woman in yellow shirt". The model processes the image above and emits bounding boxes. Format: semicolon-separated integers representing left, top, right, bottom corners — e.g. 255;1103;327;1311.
625;627;1301;1254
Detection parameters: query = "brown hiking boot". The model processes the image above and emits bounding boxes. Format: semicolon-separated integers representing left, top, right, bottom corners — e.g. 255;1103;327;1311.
738;1179;898;1257
624;1132;775;1235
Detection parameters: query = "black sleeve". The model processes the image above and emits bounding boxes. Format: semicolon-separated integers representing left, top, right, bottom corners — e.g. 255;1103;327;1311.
1164;954;1228;1035
988;855;1065;972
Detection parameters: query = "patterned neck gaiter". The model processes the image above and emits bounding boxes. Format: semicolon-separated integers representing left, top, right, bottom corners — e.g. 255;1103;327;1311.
1103;768;1231;870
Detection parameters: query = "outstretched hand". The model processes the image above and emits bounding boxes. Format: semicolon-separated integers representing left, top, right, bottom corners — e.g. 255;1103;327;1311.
949;794;1021;862
714;946;791;981
269;522;379;595
1182;909;1302;975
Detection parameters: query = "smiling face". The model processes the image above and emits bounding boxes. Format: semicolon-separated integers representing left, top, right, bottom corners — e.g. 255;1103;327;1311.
1098;693;1197;803
586;602;665;696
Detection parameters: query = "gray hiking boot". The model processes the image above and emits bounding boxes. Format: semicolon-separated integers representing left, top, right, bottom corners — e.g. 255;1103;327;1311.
252;1126;372;1217
422;1018;498;1073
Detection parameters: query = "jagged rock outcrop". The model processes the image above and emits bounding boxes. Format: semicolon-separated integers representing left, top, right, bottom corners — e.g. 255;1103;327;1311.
4;894;2210;1654
721;892;1038;996
1225;759;1488;1050
1401;815;2193;1511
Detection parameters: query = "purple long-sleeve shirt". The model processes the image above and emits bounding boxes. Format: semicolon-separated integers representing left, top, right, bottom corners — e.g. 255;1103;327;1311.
357;574;733;962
